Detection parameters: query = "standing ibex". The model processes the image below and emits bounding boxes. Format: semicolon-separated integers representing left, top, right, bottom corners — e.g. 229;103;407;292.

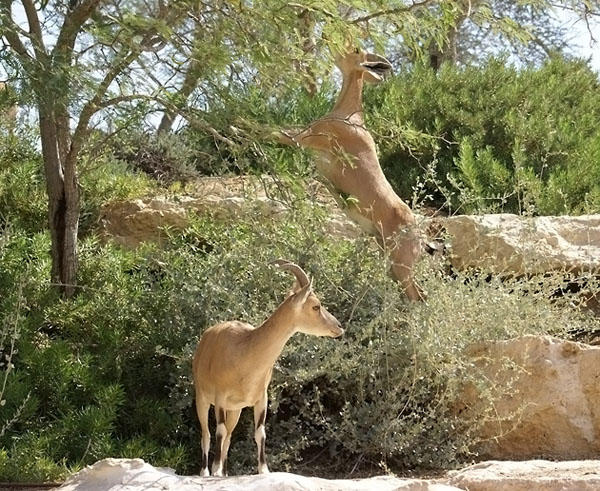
192;260;343;476
278;46;424;301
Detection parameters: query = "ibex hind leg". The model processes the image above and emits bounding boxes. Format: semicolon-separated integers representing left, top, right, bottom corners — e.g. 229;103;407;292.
195;393;211;477
222;409;242;476
388;234;426;302
212;405;228;477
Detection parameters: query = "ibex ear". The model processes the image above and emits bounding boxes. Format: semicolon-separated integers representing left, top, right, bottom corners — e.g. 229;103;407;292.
291;282;312;306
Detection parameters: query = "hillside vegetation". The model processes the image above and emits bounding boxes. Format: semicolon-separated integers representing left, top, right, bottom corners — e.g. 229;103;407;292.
166;57;600;215
1;58;600;481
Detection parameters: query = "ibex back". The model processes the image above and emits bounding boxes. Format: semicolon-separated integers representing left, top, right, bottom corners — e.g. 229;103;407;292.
279;46;424;301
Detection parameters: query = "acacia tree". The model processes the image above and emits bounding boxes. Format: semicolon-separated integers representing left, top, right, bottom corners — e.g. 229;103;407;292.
0;0;182;296
422;0;600;69
155;0;600;138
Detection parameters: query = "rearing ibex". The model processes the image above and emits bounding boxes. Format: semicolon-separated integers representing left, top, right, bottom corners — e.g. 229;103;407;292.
278;46;424;301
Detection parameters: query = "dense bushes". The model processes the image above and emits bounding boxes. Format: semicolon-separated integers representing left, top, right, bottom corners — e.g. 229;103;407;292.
155;56;600;216
1;195;597;480
367;57;600;215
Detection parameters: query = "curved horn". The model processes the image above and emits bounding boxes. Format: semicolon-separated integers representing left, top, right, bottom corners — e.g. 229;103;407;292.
270;259;310;288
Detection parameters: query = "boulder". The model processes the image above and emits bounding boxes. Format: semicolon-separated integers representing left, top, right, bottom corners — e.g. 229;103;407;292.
98;177;361;248
444;214;600;275
57;458;458;491
465;335;600;459
447;460;600;491
56;458;600;490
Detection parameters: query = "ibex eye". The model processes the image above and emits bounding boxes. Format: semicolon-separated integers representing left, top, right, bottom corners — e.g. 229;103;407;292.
354;47;360;54
312;305;320;311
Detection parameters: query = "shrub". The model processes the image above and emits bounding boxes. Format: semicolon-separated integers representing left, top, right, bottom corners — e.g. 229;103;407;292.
1;193;597;480
189;56;600;216
365;57;600;214
0;127;47;233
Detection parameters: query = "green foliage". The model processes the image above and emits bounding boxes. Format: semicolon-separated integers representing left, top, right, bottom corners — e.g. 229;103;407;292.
1;194;596;480
0;127;47;233
0;123;154;236
78;152;155;234
165;56;600;216
366;57;600;214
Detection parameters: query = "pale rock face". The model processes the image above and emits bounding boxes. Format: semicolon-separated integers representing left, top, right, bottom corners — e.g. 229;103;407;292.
57;458;459;491
447;460;600;491
57;458;600;491
98;177;361;248
444;214;600;275
465;335;600;459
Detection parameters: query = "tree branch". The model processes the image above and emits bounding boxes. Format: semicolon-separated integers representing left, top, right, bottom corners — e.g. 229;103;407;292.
350;0;438;24
54;0;105;63
0;0;32;59
73;49;141;140
21;0;46;59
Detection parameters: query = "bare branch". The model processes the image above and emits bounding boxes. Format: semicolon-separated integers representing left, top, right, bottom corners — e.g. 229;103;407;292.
74;49;140;138
21;0;46;59
96;92;238;147
350;0;437;24
0;0;32;59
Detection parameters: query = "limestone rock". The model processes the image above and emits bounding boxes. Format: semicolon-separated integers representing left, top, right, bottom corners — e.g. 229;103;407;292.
98;177;361;248
444;214;600;275
56;458;600;490
57;458;458;491
447;460;600;491
465;335;600;459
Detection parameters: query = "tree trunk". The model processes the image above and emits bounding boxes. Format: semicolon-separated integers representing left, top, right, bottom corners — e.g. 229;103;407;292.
39;105;80;297
293;9;317;96
429;28;459;71
157;59;202;135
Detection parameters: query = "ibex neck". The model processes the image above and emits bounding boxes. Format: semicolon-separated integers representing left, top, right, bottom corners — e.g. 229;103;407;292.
249;300;296;368
330;71;364;124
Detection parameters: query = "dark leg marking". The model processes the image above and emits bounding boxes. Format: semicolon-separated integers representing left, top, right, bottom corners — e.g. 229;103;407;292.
258;437;266;467
202;452;209;470
214;407;226;464
255;409;266;430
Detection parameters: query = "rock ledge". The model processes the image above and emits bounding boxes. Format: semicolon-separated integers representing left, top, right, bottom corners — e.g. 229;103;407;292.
57;458;600;491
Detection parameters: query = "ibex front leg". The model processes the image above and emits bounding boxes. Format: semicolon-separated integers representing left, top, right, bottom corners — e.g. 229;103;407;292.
253;392;269;474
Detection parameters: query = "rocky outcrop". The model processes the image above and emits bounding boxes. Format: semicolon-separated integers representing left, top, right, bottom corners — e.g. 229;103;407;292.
58;458;600;491
57;458;459;491
100;178;600;278
465;335;600;459
444;214;600;275
98;177;361;248
447;460;600;491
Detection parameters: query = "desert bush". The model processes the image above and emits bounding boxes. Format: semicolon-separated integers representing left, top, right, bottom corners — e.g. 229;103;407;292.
107;132;199;186
1;193;596;481
366;57;600;214
0;127;47;233
184;56;600;216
